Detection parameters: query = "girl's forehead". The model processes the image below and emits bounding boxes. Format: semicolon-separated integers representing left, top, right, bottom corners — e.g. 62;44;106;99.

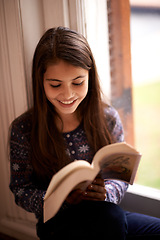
44;60;88;81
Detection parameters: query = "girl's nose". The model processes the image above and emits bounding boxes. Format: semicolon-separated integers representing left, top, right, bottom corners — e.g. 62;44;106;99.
63;85;74;99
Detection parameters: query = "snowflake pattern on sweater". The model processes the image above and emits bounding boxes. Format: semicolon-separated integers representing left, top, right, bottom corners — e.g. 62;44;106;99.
9;106;128;219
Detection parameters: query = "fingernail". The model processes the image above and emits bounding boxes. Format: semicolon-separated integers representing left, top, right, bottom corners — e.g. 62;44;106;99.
83;191;87;196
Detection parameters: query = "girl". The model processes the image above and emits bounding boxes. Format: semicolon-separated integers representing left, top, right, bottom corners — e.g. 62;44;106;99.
10;27;160;239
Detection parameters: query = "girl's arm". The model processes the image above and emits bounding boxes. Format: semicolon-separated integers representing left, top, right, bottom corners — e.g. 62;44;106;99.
65;107;129;205
105;180;128;204
104;106;129;203
9;120;45;219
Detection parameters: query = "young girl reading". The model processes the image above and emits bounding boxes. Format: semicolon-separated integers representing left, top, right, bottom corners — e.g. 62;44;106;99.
10;27;160;239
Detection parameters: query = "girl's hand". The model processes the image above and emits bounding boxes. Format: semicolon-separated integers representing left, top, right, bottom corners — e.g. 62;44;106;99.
82;177;106;201
65;189;83;205
65;177;106;204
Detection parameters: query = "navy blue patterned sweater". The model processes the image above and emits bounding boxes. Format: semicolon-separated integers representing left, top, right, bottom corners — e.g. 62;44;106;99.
9;106;128;219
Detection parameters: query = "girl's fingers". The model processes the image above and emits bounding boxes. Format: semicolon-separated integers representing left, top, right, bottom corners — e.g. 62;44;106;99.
82;190;106;201
83;180;107;201
87;183;106;194
66;189;83;204
93;177;105;187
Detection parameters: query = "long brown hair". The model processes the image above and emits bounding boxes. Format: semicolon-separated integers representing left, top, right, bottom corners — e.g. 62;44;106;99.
31;27;113;185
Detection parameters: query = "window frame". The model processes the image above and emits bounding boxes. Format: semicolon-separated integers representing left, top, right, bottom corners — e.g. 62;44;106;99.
107;0;160;217
107;0;134;146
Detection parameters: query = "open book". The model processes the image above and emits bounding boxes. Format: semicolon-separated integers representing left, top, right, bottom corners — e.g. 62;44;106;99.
43;142;141;222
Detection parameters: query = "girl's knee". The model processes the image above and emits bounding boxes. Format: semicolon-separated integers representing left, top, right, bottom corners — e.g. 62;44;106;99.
81;201;127;238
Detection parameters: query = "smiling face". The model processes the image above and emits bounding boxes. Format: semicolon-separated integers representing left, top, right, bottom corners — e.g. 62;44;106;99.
43;60;89;120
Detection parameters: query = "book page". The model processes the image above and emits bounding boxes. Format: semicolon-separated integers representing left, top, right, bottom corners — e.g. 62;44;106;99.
99;153;140;184
44;160;91;200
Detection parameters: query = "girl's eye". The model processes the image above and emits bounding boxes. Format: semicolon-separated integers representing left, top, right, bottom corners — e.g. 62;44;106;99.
72;81;84;86
50;84;61;88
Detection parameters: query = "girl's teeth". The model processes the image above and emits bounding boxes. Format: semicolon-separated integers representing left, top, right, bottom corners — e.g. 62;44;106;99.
60;100;74;104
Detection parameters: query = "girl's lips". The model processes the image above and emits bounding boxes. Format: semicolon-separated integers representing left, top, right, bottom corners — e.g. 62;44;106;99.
57;99;77;107
60;100;75;104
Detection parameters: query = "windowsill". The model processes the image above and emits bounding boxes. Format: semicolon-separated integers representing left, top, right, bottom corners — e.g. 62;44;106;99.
127;184;160;201
120;183;160;218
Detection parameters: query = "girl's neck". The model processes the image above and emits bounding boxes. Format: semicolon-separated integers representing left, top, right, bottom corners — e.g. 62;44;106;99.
56;112;81;133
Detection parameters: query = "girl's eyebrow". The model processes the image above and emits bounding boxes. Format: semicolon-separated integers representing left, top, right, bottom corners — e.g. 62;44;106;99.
46;79;62;82
46;75;86;82
72;75;86;80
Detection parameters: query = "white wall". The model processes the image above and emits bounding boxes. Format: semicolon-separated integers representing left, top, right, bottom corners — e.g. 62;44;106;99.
0;0;108;239
0;0;81;239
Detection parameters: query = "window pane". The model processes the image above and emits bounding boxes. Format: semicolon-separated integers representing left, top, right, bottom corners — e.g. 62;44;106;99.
130;2;160;189
84;0;111;98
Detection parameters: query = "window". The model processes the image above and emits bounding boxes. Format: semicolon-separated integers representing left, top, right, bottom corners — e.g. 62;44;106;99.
85;0;134;145
105;0;160;217
84;0;111;99
130;0;160;189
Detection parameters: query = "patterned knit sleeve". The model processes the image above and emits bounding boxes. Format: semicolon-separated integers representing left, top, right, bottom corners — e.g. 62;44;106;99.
9;116;45;219
104;106;129;204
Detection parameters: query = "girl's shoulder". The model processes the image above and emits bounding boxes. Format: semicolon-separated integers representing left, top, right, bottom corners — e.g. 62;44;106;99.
104;105;124;142
104;105;120;123
10;110;32;137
